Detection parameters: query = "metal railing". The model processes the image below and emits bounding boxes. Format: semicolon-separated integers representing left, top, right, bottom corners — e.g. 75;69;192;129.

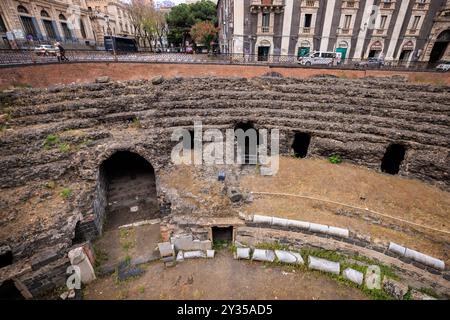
0;49;443;71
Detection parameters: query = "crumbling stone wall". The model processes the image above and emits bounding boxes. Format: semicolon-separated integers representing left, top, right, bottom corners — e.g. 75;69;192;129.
0;75;449;297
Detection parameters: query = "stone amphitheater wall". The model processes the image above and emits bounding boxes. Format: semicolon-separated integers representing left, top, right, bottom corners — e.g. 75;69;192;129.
0;75;449;297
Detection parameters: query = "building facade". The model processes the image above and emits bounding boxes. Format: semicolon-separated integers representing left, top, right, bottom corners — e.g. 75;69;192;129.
0;0;135;49
217;0;450;63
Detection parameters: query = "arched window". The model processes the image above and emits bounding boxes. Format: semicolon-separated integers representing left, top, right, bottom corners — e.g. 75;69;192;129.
59;14;66;20
17;5;28;14
41;10;50;17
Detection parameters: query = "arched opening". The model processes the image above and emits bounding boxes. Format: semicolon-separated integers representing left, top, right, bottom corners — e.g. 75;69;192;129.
381;144;406;175
292;132;311;158
40;10;50;17
234;122;258;164
0;246;13;268
100;151;158;230
0;280;24;300
17;5;28;14
429;30;450;64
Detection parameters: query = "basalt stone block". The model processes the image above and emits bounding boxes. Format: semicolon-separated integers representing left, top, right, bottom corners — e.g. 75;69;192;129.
151;75;164;85
95;76;110;83
382;277;408;300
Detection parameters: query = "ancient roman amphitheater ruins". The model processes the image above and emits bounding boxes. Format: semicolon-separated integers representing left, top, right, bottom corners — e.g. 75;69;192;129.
0;65;449;300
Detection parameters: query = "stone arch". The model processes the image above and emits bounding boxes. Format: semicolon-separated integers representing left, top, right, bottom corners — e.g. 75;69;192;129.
397;40;416;62
429;29;450;64
93;148;160;234
366;40;384;58
17;5;29;14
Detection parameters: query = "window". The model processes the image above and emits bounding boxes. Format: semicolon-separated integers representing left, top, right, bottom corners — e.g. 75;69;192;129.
43;20;56;39
61;22;72;39
344;15;352;29
262;13;270;33
17;5;28;14
304;14;312;28
20;16;37;38
80;18;87;38
59;14;66;20
379;15;387;29
0;15;7;33
41;10;50;17
411;16;421;30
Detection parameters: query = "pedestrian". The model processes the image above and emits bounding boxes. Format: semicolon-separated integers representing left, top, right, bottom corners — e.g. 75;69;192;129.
56;42;69;62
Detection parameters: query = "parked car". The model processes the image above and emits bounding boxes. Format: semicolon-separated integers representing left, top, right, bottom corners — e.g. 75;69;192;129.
354;57;385;69
298;51;336;66
185;46;194;54
34;44;58;56
436;61;450;72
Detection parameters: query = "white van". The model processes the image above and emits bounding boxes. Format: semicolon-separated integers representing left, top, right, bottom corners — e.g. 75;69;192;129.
298;51;336;66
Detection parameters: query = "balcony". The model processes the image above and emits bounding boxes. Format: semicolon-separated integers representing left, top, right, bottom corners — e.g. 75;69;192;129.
257;26;274;34
339;28;351;35
300;0;318;8
413;2;428;10
342;1;359;9
300;27;312;34
375;28;386;35
380;1;395;10
250;0;285;13
406;28;419;36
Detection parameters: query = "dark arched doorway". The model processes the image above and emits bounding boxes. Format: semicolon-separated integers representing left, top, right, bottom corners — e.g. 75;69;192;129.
381;144;406;175
100;151;158;230
429;30;450;65
292;132;311;158
234;122;259;164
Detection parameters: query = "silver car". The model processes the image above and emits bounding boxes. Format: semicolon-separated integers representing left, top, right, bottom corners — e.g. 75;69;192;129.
436;61;450;72
34;44;58;56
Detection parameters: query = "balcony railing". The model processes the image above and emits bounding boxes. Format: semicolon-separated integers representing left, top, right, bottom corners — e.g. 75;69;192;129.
258;26;273;34
376;29;386;35
301;27;312;34
300;0;317;7
407;28;418;35
340;28;351;35
343;1;358;8
251;0;284;5
382;2;393;9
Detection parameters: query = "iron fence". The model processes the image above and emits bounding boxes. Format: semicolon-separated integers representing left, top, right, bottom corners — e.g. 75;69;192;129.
0;49;445;72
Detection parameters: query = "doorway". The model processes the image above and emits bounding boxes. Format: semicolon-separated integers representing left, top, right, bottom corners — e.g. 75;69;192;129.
381;144;406;175
258;46;270;61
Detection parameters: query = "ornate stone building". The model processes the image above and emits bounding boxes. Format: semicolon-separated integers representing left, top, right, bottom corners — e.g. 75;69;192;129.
0;0;135;48
217;0;450;63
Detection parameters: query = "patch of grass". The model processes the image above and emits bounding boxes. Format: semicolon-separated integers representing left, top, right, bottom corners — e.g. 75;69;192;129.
213;239;230;250
123;255;132;266
403;289;412;300
93;246;109;269
120;229;131;239
60;187;72;199
301;248;345;262
122;241;134;251
131;117;141;128
328;154;342;164
44;134;60;149
138;286;145;294
58;142;71;153
255;241;290;251
418;287;440;299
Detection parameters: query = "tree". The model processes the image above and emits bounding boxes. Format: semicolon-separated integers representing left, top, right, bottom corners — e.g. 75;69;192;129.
190;21;218;52
166;0;217;48
126;0;167;50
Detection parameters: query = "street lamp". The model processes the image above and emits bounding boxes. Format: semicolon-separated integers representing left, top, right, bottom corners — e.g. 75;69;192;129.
105;14;116;59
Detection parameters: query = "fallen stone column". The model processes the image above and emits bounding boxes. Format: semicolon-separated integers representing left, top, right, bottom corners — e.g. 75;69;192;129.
234;247;251;260
274;250;304;265
252;249;276;262
388;242;445;270
342;268;364;285
183;251;206;259
308;256;340;275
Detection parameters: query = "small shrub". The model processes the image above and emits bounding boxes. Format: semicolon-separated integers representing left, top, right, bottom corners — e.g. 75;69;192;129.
60;187;72;199
138;286;145;294
44;134;60;148
58;143;71;153
328;154;342;164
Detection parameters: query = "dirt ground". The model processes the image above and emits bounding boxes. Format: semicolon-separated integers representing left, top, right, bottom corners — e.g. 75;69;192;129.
240;156;450;265
83;250;367;300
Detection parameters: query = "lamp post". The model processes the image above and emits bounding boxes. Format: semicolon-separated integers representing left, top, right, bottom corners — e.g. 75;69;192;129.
105;15;116;60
